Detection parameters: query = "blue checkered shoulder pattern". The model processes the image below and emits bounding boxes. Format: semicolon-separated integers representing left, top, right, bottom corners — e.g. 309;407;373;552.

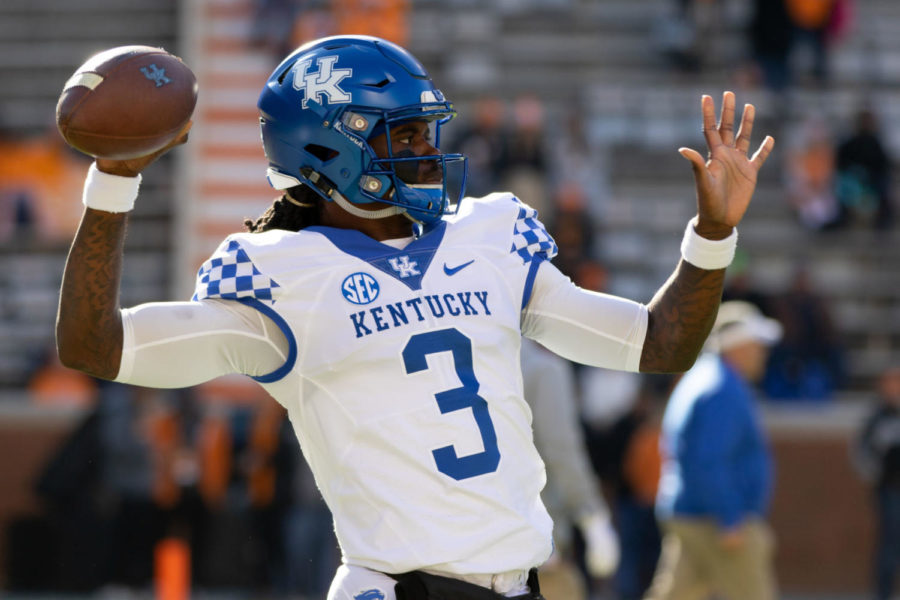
192;239;281;303
510;203;558;265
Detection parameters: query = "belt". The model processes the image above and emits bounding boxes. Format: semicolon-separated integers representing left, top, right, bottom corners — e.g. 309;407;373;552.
422;568;530;596
390;567;543;599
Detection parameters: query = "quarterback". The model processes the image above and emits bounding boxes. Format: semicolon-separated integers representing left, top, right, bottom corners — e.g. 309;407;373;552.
57;36;773;600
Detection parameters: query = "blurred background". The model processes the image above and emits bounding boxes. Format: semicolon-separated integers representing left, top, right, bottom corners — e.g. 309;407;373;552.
0;0;898;598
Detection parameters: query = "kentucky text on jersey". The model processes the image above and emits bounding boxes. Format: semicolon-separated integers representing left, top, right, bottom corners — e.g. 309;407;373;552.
350;291;491;338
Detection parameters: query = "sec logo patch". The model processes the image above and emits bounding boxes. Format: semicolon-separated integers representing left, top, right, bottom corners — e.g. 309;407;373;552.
342;272;380;305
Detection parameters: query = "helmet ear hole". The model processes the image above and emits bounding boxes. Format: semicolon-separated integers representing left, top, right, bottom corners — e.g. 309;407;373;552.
305;144;339;162
364;78;391;89
276;61;297;85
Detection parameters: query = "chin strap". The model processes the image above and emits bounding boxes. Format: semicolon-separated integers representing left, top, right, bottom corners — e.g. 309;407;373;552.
300;169;405;221
332;187;406;220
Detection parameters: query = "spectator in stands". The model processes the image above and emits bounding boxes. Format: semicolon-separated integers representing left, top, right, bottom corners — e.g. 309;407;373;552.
578;297;661;599
785;0;838;86
853;365;900;600
0;120;39;240
548;183;596;280
194;376;338;595
574;259;609;300
784;115;842;230
446;95;507;198
186;378;302;591
746;0;842;93
142;389;217;587
646;301;781;600
241;398;302;592
559;253;660;599
763;264;845;401
654;0;719;72
0;124;86;242
747;0;795;93
31;384;172;590
521;338;619;600
33;394;113;591
101;384;172;587
500;93;551;216
601;377;668;600
835;107;894;230
548;98;613;221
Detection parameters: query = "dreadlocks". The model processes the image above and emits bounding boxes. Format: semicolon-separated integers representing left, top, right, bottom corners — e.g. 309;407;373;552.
243;185;322;233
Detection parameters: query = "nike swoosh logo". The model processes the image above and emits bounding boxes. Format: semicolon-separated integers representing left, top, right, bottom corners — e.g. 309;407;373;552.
443;260;475;276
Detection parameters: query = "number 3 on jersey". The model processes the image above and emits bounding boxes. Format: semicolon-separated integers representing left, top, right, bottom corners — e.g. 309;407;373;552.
402;328;501;480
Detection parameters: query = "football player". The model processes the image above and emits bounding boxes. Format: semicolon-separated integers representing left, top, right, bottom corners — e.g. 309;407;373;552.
57;36;773;600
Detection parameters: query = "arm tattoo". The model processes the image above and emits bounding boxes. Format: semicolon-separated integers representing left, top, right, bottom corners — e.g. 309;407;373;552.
639;260;726;373
56;209;128;379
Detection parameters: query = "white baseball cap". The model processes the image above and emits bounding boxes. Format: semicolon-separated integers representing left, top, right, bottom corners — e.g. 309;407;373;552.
706;301;783;353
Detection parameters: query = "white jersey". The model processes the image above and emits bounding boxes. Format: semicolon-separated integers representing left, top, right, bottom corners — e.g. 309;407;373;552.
115;191;647;580
192;193;555;575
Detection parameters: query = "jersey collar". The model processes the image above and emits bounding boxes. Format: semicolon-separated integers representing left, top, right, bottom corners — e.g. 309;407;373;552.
307;221;447;291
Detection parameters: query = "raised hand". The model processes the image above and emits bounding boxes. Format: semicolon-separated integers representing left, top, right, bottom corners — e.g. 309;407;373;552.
678;92;775;238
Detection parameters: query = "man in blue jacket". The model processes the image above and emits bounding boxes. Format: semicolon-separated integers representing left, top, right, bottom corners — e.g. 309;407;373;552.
645;301;782;600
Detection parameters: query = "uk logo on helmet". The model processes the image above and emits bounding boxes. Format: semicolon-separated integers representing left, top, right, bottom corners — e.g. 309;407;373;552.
293;56;352;109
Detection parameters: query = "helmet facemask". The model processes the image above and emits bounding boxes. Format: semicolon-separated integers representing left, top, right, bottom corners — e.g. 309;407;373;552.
348;108;467;225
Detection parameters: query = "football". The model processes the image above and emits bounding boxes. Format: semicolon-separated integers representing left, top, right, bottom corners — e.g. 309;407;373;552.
56;45;198;160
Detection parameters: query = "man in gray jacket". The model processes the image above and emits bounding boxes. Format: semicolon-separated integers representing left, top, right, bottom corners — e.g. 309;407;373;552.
521;338;619;598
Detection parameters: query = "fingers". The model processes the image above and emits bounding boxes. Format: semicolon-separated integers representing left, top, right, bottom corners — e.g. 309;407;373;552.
679;146;704;165
95;121;194;177
735;103;755;155
718;91;736;146
750;135;775;170
705;92;759;154
692;92;775;177
150;120;193;158
171;120;194;148
679;146;708;180
701;94;722;151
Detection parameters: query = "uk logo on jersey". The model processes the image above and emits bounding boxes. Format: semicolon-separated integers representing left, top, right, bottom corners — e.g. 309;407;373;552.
353;590;385;600
293;55;352;109
388;255;421;278
342;272;380;305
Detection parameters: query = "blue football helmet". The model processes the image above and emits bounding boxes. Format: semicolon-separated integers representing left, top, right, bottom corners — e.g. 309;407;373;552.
258;35;467;225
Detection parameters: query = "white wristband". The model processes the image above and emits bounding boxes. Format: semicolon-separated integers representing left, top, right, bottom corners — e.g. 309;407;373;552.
680;216;737;270
82;162;141;213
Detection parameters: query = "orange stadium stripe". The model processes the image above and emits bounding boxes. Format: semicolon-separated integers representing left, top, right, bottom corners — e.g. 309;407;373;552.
198;222;247;239
202;73;269;88
200;145;264;159
204;2;253;18
204;38;252;53
200;182;273;196
202;107;260;122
